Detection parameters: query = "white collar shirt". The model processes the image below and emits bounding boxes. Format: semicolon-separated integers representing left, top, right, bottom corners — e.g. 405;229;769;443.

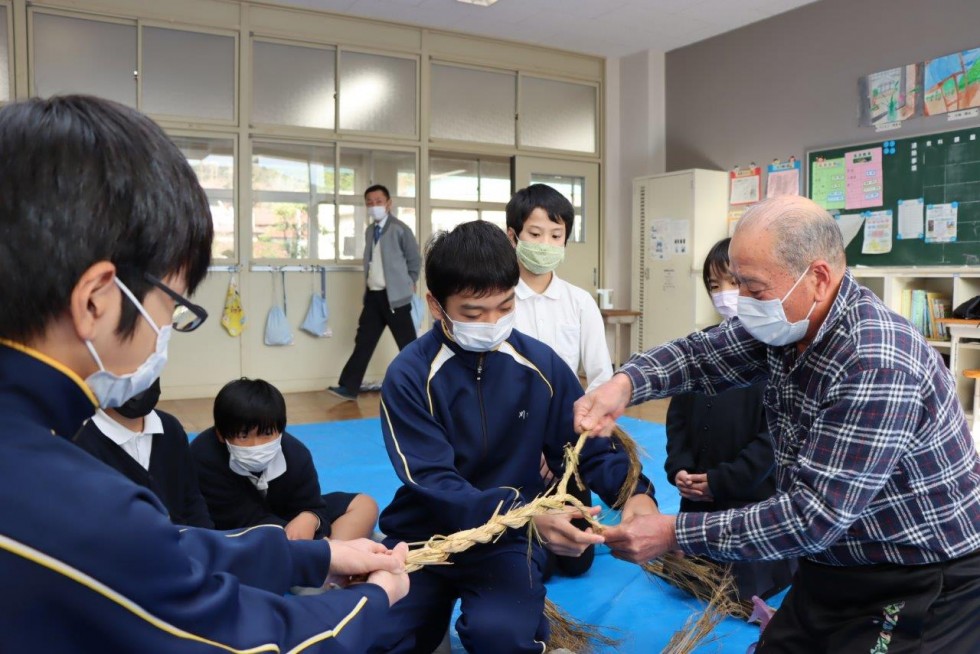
514;274;613;392
91;409;163;471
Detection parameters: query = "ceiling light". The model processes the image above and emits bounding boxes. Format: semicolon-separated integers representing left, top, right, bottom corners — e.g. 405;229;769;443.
456;0;499;6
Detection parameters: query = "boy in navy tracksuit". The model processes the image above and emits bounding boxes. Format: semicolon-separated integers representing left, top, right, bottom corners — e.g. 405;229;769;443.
0;95;407;653
369;221;659;654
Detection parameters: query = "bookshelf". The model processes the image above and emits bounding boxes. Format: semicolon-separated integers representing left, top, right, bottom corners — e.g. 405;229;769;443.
851;267;980;419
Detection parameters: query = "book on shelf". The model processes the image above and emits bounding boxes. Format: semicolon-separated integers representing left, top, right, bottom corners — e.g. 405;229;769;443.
899;288;951;342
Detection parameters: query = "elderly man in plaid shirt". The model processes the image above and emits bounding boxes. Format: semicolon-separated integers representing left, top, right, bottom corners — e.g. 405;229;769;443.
577;195;980;652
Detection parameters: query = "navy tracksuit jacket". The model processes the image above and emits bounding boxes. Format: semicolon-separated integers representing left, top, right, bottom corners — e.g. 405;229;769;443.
371;323;654;653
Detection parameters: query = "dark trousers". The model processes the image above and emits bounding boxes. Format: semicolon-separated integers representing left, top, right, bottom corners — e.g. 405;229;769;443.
757;550;980;653
338;290;416;394
368;546;549;654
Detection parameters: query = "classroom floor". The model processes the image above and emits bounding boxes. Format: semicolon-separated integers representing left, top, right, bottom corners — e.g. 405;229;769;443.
159;387;671;433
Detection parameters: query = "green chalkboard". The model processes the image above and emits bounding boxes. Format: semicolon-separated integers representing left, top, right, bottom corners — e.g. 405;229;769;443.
807;125;980;266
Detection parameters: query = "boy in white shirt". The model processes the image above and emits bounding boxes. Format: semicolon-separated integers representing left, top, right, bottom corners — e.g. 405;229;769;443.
507;184;612;393
507;184;613;579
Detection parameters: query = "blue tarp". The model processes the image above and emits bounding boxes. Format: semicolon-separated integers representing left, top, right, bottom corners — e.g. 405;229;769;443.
286;415;783;653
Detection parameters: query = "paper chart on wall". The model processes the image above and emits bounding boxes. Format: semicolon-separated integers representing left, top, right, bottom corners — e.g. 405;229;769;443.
844;147;883;210
670;219;690;255
730;167;761;205
835;213;865;249
727;207;746;237
925;202;958;243
648;218;670;261
896;198;925;240
861;210;893;254
766;160;801;198
811;158;846;210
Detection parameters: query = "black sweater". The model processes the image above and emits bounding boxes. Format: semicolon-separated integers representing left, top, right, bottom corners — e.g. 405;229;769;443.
73;410;213;528
664;381;776;513
190;428;332;536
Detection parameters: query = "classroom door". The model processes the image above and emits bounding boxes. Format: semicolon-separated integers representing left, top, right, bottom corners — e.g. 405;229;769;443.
514;157;600;294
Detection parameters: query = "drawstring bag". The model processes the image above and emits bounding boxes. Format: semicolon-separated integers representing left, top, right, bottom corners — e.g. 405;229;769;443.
410;294;425;336
220;273;245;337
264;270;294;346
301;267;331;338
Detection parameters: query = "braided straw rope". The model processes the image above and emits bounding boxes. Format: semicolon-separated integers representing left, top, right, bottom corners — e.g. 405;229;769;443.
397;427;739;653
403;430;613;573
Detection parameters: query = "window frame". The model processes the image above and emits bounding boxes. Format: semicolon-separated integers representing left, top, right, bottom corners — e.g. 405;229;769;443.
249;137;420;267
168;130;239;264
429;151;513;235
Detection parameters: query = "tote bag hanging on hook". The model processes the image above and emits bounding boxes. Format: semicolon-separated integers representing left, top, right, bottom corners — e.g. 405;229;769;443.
301;267;331;338
264;270;294;346
220;273;245;337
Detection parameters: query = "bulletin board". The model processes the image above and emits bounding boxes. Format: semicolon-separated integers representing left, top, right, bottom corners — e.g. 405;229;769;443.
806;125;980;266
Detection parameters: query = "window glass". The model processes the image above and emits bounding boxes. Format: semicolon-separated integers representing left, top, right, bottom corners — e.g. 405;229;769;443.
253;40;335;129
251;141;336;260
33;13;137;107
519;76;596;153
339;51;416;135
0;7;10;101
431;64;515;145
143;27;235;121
172;136;236;260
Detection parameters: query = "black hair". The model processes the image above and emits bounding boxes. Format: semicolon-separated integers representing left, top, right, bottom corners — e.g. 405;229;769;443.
213;378;287;439
364;184;390;201
505;184;575;245
0;95;213;342
425;220;519;309
701;238;732;294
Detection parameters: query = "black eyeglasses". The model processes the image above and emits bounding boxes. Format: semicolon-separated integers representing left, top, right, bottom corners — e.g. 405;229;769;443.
143;272;208;333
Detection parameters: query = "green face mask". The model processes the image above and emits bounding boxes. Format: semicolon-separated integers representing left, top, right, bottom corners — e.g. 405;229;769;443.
516;239;565;275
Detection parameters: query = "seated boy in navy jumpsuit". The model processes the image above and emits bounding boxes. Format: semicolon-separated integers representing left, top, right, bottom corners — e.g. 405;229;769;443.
369;220;659;654
192;377;379;541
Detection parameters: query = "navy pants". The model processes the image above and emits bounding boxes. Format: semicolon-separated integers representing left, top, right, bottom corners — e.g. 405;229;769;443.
368;545;549;654
757;549;980;653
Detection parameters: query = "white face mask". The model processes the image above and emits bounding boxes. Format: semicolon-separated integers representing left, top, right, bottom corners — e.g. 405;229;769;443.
711;289;739;319
737;267;816;346
85;277;172;409
368;205;387;222
227;435;283;474
441;305;515;352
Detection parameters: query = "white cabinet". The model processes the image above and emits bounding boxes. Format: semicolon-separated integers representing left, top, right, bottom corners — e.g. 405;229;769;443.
852;267;980;421
631;169;729;352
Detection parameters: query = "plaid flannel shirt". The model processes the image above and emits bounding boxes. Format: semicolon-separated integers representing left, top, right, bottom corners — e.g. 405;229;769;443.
621;269;980;566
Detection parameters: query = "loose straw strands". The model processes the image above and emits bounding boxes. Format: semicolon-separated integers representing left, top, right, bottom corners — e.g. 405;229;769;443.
643;555;753;620
544;598;620;652
662;573;740;653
